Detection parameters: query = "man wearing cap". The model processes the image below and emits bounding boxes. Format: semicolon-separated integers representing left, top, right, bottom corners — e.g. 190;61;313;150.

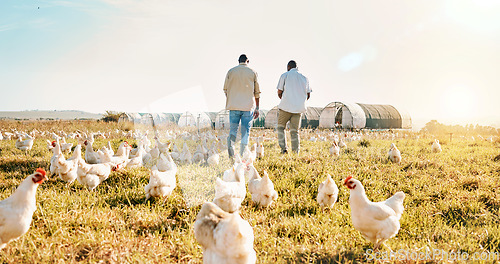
276;60;311;154
223;54;261;157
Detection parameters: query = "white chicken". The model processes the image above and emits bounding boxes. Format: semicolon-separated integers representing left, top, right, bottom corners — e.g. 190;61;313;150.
115;141;131;158
15;135;34;152
77;160;117;190
339;139;347;148
99;142;130;166
142;145;160;167
242;144;256;164
243;162;258;183
194;202;256;264
46;139;55;151
101;141;114;157
129;142;141;158
54;144;82;184
248;171;278;207
316;174;339;208
140;133;152;150
431;139;442;153
214;167;246;213
255;137;264;159
3;132;12;140
250;143;257;160
207;147;220;166
144;165;177;201
216;136;227;152
180;142;192;164
193;144;206;163
234;152;243;164
49;140;62;175
124;147;144;169
329;141;340;157
387;143;402;164
343;176;405;249
75;132;91;146
201;141;209;160
59;137;73;153
156;152;177;172
154;136;170;154
0;168;48;250
128;143;144;159
83;140;100;164
170;143;181;162
222;161;246;182
106;141;115;155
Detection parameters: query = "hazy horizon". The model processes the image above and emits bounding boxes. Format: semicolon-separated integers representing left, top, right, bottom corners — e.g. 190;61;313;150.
0;109;498;131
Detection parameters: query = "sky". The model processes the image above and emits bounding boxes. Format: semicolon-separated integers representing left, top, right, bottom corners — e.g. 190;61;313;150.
1;0;499;128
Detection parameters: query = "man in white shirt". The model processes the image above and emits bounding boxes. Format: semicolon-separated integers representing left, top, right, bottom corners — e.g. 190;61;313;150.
276;60;311;154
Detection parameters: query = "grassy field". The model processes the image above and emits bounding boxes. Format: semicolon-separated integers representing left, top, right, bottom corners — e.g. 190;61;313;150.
0;121;499;263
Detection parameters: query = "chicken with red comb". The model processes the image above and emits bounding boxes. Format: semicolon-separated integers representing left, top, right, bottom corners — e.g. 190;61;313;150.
0;168;48;249
343;175;353;186
36;168;46;177
344;176;405;249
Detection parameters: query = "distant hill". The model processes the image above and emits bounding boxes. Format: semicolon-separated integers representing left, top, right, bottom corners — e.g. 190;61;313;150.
0;110;103;120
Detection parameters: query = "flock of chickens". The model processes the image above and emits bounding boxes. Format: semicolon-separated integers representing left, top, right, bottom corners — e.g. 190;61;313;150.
0;128;450;263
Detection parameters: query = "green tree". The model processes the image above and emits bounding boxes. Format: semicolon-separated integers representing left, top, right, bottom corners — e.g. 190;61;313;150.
101;111;123;123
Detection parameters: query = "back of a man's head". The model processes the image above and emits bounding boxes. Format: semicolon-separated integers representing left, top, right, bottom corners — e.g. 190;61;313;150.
239;54;248;63
288;60;297;69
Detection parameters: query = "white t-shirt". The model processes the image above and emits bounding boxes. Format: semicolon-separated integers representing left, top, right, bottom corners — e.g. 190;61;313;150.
276;68;312;113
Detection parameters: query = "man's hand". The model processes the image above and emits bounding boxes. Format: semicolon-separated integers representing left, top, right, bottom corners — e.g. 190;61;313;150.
278;90;283;99
253;109;260;119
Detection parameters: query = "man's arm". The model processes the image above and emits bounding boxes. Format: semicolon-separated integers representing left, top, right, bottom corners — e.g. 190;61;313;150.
276;73;285;99
253;71;261;119
305;76;311;100
253;97;260;119
278;90;283;99
223;71;230;97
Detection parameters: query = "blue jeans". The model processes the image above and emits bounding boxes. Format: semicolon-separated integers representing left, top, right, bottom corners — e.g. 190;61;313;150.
227;110;253;157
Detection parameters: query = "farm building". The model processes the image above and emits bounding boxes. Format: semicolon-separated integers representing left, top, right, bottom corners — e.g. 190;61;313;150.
118;112;142;123
119;112;180;126
205;112;217;129
178;112;213;129
264;106;279;129
301;107;322;128
319;102;412;129
140;113;155;125
164;113;181;124
215;110;229;129
394;107;412;129
264;107;322;129
215;109;268;129
139;113;180;126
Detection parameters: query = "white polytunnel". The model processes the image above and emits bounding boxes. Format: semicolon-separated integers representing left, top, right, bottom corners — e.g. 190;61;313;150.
178;112;212;129
264;106;279;129
319;102;411;129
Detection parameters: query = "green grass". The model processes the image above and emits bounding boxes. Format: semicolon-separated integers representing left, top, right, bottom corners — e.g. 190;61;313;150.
1;121;499;263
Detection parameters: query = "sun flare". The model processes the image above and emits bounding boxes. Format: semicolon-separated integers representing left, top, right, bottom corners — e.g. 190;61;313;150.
442;86;477;121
